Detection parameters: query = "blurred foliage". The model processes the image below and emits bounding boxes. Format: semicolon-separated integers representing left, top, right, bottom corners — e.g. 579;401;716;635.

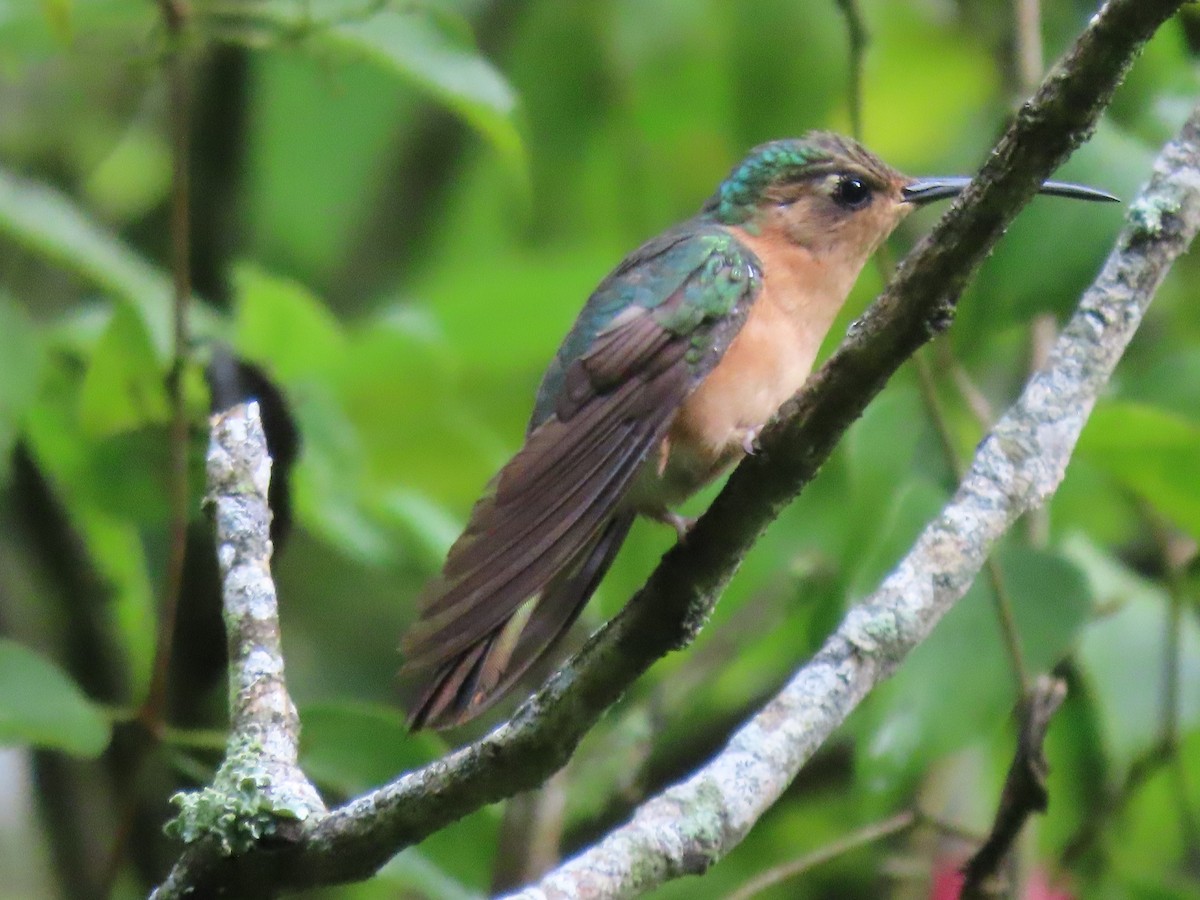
0;0;1198;898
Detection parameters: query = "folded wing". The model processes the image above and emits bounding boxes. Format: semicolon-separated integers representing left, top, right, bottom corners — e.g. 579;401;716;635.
401;227;760;729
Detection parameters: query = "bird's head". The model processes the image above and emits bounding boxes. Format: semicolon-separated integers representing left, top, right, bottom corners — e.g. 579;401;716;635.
704;131;1116;262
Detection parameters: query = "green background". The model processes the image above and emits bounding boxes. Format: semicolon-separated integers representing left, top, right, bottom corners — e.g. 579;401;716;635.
1;1;1198;897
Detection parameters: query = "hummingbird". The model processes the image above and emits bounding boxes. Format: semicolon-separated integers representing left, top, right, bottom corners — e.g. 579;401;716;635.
400;131;1115;730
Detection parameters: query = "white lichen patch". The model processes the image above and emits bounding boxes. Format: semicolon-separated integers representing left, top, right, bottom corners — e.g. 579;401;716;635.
1127;193;1179;237
165;736;316;855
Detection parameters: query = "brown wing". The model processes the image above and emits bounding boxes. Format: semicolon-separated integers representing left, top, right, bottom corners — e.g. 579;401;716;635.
400;311;690;728
400;228;761;729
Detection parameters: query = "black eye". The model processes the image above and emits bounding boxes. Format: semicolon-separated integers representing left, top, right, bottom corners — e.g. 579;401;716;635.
832;175;873;210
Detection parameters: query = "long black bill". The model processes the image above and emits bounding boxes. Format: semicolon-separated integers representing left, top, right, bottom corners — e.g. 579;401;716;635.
902;175;1119;206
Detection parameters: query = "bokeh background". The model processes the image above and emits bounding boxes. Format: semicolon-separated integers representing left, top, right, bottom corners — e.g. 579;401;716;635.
1;1;1199;897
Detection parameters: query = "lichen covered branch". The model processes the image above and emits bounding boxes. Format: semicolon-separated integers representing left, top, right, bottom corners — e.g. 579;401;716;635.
154;403;323;893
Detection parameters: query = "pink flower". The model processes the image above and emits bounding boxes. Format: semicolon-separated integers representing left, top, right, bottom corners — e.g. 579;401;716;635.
930;860;1072;900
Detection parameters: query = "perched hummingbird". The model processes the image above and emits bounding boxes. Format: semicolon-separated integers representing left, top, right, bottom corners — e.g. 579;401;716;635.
401;132;1115;730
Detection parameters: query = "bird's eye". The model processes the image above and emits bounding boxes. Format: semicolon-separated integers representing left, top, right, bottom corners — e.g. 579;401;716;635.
832;175;873;210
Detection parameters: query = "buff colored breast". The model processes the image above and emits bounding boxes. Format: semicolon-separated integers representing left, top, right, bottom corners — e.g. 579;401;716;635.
632;224;863;512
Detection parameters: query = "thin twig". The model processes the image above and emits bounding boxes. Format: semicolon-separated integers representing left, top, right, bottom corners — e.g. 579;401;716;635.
103;5;195;893
939;341;997;426
727;810;916;900
914;353;966;482
834;0;868;140
1014;0;1044;96
1152;519;1200;857
491;769;571;893
1060;735;1173;868
141;0;193;739
962;676;1067;895
984;557;1031;696
1151;518;1189;750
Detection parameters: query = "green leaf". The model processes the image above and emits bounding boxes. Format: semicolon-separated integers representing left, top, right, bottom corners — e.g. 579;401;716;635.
1066;535;1200;774
23;366;159;694
233;267;421;561
957;121;1143;339
1110;748;1200;889
327;11;524;180
77;302;170;438
300;701;444;793
1121;347;1200;421
233;264;347;382
0;639;110;757
0;295;45;482
840;387;947;594
84;123;172;222
0;0;152;54
299;702;499;895
80;509;159;697
1076;401;1200;538
856;545;1092;792
338;305;506;514
374;851;481;900
39;0;72;42
377;488;461;566
201;3;525;184
290;381;394;563
0;166;221;356
0;164;170;345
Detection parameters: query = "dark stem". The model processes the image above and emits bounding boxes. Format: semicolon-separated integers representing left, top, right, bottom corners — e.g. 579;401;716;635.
1153;518;1200;858
104;5;194;893
834;0;869;140
141;0;193;742
962;676;1067;895
1014;0;1044;95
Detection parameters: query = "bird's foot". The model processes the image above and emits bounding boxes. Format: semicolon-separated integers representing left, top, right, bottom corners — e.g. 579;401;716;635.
738;425;763;456
650;509;696;543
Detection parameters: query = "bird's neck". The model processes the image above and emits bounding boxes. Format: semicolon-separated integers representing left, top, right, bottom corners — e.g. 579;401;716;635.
724;223;868;358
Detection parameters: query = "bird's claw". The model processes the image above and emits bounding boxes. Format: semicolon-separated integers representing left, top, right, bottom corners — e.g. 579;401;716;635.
740;426;763;456
650;510;696;543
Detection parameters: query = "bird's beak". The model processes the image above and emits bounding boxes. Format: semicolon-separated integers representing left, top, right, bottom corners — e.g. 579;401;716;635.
901;175;1119;206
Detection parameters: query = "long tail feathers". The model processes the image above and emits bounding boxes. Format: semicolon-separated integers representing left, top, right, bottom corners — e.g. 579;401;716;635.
403;511;636;730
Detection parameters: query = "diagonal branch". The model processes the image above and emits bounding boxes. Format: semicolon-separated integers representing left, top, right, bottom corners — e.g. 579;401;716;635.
151;0;1185;895
505;106;1200;899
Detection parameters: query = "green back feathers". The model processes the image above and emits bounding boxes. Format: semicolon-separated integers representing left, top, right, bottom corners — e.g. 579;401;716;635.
530;226;759;429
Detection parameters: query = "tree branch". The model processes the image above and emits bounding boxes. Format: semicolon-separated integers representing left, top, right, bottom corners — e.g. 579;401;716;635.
154;403;323;893
504;104;1200;899
151;0;1186;894
961;675;1068;895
